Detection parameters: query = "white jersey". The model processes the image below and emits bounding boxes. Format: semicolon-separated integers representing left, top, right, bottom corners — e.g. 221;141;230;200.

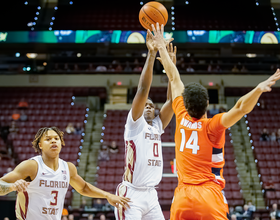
16;155;70;220
123;109;164;187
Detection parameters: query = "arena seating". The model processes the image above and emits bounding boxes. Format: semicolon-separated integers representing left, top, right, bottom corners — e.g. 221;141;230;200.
223;129;244;206
226;87;280;208
174;0;276;31
53;1;142;30
49;55;279;75
0;86;105;206
0;1;39;31
1;52;279;75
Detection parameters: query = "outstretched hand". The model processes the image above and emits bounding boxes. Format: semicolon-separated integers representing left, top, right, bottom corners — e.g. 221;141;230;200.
147;23;173;53
157;42;177;65
146;29;157;53
257;69;280;92
106;193;131;211
148;23;166;50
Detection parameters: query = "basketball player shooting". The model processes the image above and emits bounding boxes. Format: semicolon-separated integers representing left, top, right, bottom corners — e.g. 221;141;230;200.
114;30;174;220
150;22;280;219
0;127;130;220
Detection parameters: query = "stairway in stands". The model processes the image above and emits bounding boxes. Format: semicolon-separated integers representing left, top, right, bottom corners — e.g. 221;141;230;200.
229;117;265;209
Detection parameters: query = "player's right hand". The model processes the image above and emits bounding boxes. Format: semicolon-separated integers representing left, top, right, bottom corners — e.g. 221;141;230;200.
106;194;131;211
149;23;166;50
257;69;280;92
12;179;30;192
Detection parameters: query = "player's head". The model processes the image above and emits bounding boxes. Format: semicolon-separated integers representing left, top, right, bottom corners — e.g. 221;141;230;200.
32;127;65;155
182;82;209;119
144;97;156;123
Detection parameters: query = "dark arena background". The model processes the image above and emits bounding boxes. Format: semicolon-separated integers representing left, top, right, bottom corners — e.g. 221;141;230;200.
0;0;280;219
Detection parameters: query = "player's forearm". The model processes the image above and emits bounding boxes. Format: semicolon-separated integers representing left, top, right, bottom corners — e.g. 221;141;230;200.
166;81;172;101
0;179;14;196
158;46;184;100
235;86;263;114
137;51;156;90
158;46;179;82
80;182;111;199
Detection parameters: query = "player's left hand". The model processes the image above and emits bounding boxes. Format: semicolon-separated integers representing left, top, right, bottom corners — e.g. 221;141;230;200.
257;68;280;92
106;194;131;210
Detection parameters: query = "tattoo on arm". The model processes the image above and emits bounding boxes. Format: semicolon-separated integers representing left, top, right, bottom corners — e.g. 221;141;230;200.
0;180;13;195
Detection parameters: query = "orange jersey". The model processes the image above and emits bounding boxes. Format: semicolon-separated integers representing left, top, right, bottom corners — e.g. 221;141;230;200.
172;96;226;189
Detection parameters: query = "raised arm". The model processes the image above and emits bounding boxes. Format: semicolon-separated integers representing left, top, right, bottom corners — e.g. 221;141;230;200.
131;31;157;121
0;160;37;195
157;43;176;129
221;69;280;128
68;162;130;210
150;23;184;101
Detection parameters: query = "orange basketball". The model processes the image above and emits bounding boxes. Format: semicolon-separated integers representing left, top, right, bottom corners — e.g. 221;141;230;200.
139;1;168;30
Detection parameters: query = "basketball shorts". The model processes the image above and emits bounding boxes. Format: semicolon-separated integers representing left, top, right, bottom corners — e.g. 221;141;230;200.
170;181;229;220
114;182;165;220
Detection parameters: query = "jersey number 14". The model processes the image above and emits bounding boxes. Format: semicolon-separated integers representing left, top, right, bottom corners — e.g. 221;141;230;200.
179;130;200;154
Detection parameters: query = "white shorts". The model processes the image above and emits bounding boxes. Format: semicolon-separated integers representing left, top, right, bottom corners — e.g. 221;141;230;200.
114;182;165;220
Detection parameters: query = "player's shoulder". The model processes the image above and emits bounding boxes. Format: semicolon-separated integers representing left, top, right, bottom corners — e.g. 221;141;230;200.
67;161;77;177
207;113;225;124
19;159;38;168
14;159;38;179
126;108;145;125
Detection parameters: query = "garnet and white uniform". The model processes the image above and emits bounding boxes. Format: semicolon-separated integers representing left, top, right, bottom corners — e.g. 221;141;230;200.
115;109;165;220
16;155;70;220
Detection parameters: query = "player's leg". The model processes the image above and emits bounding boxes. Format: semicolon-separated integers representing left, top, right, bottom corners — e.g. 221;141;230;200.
142;189;164;220
114;183;143;220
170;182;229;220
142;202;164;220
114;206;142;220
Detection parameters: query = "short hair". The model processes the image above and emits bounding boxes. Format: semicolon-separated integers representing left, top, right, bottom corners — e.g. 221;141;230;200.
147;97;153;103
182;82;209;119
32;127;65;154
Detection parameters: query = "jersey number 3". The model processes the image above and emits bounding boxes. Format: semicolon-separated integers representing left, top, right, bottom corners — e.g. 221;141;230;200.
180;130;200;154
50;191;58;206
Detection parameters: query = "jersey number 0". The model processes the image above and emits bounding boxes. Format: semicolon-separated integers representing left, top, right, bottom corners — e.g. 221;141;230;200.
179;129;200;154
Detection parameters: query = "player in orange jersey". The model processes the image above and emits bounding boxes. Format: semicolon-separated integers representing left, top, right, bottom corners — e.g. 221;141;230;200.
150;22;280;220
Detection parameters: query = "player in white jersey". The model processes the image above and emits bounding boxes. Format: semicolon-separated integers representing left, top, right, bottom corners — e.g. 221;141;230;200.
0;127;130;220
115;30;175;220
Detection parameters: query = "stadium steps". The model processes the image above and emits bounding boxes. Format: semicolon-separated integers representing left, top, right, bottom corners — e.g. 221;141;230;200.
71;97;101;209
230;117;265;209
74;110;103;208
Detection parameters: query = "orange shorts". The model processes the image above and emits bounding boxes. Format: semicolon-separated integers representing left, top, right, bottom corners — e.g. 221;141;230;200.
170;181;229;220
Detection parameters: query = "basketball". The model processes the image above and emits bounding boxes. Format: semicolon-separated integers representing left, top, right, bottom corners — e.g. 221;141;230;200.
139;1;168;30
